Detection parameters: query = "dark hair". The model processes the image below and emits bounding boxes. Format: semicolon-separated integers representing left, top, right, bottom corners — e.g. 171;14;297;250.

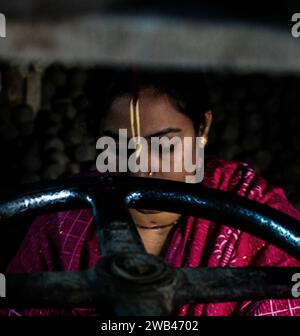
103;69;211;130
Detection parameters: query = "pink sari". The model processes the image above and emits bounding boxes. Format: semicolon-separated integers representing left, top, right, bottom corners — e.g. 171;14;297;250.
4;156;300;316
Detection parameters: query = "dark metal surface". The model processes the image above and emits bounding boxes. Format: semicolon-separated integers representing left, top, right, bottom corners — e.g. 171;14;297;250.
0;175;300;315
2;262;299;315
1;175;300;259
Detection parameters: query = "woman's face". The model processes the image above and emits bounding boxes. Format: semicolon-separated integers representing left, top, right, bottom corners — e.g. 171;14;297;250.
99;88;208;230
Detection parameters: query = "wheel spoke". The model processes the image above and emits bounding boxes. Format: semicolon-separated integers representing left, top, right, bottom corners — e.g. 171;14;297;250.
174;267;300;307
90;197;145;256
0;269;107;308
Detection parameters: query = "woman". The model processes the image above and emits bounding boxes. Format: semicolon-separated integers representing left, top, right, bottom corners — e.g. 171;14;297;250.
4;70;300;316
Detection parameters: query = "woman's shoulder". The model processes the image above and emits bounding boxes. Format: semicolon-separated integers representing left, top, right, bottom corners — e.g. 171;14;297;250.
203;155;300;220
203;155;287;205
203;155;259;194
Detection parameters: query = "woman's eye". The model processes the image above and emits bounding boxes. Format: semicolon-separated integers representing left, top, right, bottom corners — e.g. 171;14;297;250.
115;146;135;157
159;143;176;156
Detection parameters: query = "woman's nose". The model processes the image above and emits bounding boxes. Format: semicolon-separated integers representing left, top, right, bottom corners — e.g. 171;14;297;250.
132;171;153;178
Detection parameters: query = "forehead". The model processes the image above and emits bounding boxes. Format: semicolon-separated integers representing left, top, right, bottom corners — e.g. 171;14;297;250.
101;90;193;135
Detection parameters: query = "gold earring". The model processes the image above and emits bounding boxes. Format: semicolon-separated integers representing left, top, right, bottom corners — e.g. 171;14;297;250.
199;136;207;148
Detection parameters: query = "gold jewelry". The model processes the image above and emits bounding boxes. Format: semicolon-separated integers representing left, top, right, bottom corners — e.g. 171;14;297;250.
199;136;207;148
130;98;136;140
130;97;142;158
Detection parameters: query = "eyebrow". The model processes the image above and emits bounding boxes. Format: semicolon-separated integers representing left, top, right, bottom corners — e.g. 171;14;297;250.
102;128;182;140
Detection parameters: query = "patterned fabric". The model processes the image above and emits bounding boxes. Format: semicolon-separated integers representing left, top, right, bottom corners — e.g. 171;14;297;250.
3;156;300;316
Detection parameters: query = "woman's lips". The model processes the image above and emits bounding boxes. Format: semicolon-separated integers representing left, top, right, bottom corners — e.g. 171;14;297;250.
136;209;162;214
135;222;177;230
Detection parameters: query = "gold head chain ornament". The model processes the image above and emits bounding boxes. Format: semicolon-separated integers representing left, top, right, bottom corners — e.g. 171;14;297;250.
129;96;153;177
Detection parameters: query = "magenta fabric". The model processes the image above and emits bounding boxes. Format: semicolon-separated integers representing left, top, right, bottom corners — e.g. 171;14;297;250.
3;156;300;316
